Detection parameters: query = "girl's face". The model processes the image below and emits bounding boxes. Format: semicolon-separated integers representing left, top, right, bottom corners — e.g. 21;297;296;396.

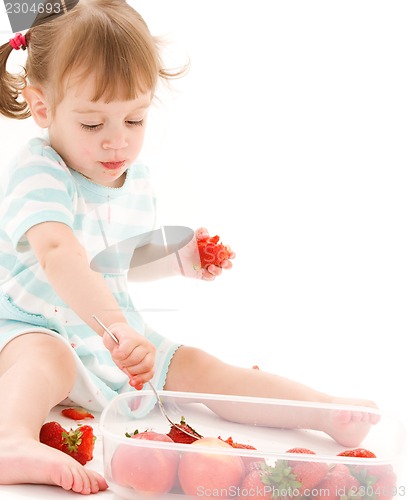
48;75;152;188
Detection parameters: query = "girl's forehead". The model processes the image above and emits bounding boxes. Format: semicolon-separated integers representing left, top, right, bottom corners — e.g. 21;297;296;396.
63;72;153;109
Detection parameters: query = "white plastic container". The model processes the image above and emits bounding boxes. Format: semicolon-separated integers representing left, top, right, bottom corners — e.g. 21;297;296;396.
100;391;406;499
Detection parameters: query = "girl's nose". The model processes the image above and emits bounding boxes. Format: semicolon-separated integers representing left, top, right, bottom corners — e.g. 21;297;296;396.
102;133;128;150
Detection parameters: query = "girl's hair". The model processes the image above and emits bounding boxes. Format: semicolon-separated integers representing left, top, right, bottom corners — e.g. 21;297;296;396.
0;0;186;119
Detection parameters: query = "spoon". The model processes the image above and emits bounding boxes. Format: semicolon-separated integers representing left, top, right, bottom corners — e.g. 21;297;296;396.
92;314;200;440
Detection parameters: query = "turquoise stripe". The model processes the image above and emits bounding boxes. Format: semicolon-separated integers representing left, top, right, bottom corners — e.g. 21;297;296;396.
0;250;16;270
6;165;75;196
14;271;54;301
5;189;73;220
29;137;62;160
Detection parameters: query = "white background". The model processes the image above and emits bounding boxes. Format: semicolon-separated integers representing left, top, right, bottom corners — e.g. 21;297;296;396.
1;0;407;493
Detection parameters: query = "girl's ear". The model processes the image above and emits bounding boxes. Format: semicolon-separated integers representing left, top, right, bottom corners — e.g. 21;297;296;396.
22;86;51;128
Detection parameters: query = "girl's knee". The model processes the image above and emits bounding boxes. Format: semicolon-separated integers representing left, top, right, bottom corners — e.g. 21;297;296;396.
1;333;76;376
165;345;226;392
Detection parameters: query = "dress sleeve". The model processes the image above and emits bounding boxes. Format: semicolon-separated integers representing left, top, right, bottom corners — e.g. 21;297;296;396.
0;140;76;251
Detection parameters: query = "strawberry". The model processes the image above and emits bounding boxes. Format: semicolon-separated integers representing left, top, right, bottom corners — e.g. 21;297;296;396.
246;460;267;473
197;234;233;268
286;447;317;455
166;416;202;444
40;421;95;465
39;421;65;450
61;425;95;465
272;448;328;497
350;463;397;500
240;464;275;499
313;464;361;500
219;435;257;451
218;435;264;473
61;407;95;420
337;448;376;458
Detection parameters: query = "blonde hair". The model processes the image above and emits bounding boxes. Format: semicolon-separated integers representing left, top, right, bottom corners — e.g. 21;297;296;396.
0;0;186;119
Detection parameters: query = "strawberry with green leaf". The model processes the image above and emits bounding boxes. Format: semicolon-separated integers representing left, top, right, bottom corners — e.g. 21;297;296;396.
40;421;95;465
61;425;95;465
350;464;397;500
337;448;396;499
240;462;275;499
313;464;361;500
271;448;329;497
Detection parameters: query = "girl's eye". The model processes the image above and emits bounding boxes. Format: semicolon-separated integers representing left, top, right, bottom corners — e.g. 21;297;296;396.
80;123;102;131
80;120;143;130
127;120;144;127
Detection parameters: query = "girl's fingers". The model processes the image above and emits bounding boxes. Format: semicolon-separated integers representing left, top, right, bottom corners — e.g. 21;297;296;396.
220;259;233;269
195;227;209;240
102;331;118;351
123;351;155;378
201;268;216;281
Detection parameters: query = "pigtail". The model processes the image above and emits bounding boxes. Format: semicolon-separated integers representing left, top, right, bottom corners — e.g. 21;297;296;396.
0;38;30;119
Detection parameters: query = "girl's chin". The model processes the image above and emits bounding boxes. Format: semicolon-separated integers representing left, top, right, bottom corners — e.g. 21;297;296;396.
102;170;127;187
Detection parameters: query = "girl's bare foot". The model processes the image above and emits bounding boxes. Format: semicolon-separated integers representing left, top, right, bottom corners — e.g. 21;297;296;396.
322;397;380;447
0;436;108;494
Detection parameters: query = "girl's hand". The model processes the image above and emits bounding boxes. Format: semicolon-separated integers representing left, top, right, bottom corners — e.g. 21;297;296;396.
195;227;235;281
102;322;155;389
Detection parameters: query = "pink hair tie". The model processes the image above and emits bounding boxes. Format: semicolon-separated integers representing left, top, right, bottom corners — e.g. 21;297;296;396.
9;33;27;51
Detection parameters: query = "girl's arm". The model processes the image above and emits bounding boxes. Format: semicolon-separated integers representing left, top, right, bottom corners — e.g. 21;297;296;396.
25;221;155;387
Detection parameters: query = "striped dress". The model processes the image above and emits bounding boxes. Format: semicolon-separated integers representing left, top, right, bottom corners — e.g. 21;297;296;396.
0;137;180;412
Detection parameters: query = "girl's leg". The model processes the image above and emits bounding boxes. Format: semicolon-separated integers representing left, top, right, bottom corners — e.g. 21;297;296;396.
0;333;108;493
164;346;379;447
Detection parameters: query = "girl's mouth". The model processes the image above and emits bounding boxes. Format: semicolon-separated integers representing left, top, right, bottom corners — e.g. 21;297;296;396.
101;161;126;170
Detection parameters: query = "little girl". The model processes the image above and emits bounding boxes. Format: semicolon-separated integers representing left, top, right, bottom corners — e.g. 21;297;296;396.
0;0;378;494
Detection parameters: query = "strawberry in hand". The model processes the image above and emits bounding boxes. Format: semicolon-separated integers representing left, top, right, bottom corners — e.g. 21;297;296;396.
196;228;234;275
198;234;232;268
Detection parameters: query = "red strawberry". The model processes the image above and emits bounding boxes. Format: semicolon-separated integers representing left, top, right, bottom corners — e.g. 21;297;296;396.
313;464;360;500
350;463;397;500
197;234;232;268
61;407;95;420
240;464;275;499
39;421;65;451
246;460;267;473
61;425;95;465
286;447;317;455
219;435;257;451
272;448;328;497
337;448;376;458
166;416;202;444
40;421;95;465
219;435;264;473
